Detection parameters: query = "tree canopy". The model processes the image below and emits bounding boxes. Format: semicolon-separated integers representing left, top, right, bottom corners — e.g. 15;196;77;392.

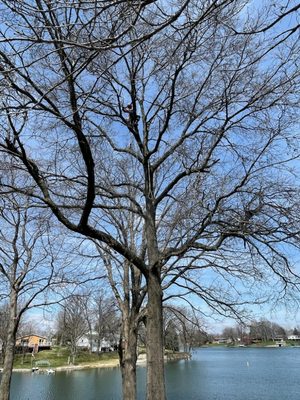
0;1;300;399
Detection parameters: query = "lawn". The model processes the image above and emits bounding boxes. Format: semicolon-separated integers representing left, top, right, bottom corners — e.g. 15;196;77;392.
12;347;119;369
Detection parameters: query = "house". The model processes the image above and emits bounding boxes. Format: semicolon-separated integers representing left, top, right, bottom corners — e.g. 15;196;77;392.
76;332;116;352
287;335;300;341
213;338;233;345
15;335;51;353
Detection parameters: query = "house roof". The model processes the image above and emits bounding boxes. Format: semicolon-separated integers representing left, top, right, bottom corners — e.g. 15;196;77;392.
17;335;48;340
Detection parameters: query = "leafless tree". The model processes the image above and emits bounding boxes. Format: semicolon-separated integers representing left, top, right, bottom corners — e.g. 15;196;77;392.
164;306;206;352
57;295;89;364
221;326;239;342
292;327;300;336
212;325;241;342
0;191;98;400
0;1;300;400
79;290;95;355
249;319;287;342
91;291;119;354
0;195;65;400
77;195;148;399
163;317;180;352
92;243;147;399
73;287;120;354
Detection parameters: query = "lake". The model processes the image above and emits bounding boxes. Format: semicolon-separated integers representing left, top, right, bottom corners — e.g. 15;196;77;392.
6;347;300;399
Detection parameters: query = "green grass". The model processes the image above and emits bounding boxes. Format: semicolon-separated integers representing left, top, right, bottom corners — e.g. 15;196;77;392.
286;340;300;346
248;340;282;347
13;347;119;369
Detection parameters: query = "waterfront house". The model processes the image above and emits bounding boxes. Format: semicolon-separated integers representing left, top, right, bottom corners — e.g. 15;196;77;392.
287;335;300;341
213;338;233;345
15;335;51;353
76;332;116;352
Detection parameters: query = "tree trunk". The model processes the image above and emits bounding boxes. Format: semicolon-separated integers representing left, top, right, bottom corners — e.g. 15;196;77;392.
119;316;138;400
0;292;18;400
68;344;76;365
146;270;166;400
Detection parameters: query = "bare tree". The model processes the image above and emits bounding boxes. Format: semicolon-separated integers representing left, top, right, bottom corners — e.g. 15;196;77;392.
78;197;148;400
164;306;206;352
74;287;120;354
0;1;300;400
93;246;147;400
164;317;180;352
292;327;300;336
249;319;287;342
222;326;239;342
91;291;119;354
0;195;64;400
57;295;89;364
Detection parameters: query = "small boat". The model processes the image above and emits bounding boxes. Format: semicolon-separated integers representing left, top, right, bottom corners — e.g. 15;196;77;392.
46;369;55;375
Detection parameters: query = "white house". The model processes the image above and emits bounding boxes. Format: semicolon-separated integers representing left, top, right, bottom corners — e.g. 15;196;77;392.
287;335;300;340
76;332;115;352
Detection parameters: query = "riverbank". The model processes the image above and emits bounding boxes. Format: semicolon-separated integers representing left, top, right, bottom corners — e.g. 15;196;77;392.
204;340;300;349
8;347;120;372
10;358;120;373
8;351;190;373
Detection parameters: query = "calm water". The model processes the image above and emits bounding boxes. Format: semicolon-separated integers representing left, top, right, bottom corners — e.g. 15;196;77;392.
5;347;300;399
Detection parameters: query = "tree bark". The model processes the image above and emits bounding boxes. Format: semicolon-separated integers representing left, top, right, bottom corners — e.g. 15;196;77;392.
146;270;166;400
0;292;18;400
119;316;138;400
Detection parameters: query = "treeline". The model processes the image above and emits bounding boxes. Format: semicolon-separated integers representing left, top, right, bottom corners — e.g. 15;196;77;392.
0;294;207;364
218;320;300;343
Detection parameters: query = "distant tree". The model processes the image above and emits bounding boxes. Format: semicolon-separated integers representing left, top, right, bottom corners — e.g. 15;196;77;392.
55;311;67;348
271;322;286;339
249;320;271;341
57;295;89;364
164;306;206;352
92;292;119;353
0;195;65;400
76;288;120;354
165;322;180;352
163;310;180;352
221;324;249;343
235;324;248;343
292;327;300;336
249;319;286;342
222;327;238;342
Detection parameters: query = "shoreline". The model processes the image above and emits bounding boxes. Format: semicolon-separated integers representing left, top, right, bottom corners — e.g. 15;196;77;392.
11;360;120;373
10;352;192;373
11;354;148;373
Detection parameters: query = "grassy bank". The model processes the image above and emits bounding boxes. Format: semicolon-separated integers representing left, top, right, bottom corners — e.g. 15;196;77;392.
9;347;191;371
12;347;119;370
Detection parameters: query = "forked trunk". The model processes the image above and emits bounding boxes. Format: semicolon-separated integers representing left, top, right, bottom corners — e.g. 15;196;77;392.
146;271;166;400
